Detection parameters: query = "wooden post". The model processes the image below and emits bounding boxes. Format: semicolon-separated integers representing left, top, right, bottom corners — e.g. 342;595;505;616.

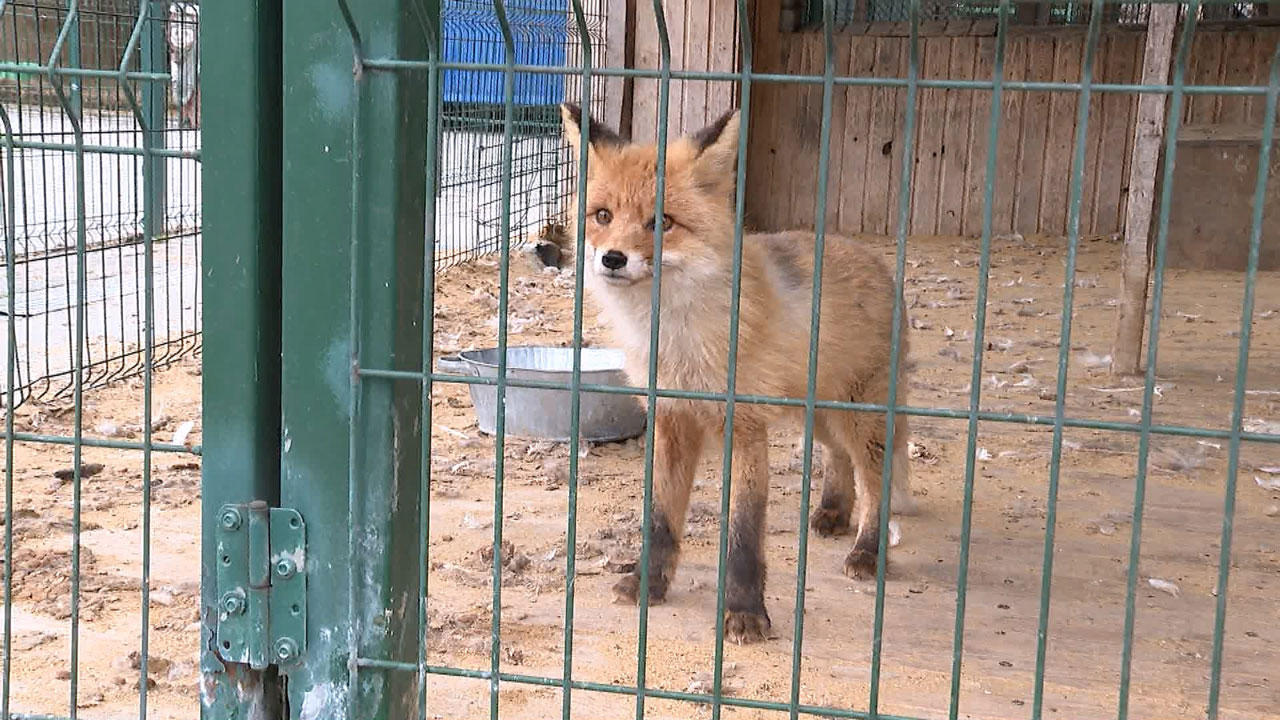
1110;2;1178;376
604;0;633;134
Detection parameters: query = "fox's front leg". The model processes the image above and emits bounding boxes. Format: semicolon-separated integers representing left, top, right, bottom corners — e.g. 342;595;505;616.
724;416;772;644
613;408;703;605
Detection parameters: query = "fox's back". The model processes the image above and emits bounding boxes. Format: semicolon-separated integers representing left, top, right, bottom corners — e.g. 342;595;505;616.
752;230;903;342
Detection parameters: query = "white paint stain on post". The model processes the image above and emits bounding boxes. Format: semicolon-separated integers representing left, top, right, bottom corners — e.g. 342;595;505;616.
301;682;348;720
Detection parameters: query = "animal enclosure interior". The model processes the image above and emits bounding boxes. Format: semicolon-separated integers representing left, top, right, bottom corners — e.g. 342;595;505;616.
5;0;1280;718
3;234;1277;720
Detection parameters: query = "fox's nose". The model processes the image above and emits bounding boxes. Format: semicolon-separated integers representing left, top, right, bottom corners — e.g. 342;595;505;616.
601;250;627;270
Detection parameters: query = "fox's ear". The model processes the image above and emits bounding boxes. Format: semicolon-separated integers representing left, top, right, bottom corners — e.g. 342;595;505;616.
561;103;624;167
689;108;741;185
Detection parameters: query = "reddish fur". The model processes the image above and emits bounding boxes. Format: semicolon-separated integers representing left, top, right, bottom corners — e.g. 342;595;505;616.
562;105;916;644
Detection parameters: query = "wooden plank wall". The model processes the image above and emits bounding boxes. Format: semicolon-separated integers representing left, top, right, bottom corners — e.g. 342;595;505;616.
747;15;1149;235
629;0;741;142
622;0;1280;239
0;1;137;109
1184;28;1280;129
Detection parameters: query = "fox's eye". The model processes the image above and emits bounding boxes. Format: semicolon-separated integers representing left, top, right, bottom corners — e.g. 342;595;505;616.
594;209;612;225
644;214;675;232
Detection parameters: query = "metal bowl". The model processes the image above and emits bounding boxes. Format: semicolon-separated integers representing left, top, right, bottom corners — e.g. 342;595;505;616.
436;346;647;443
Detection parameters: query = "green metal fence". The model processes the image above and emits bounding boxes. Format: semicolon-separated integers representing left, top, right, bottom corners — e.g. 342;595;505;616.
224;0;1280;717
5;0;1280;718
0;0;203;408
433;0;608;266
2;0;204;717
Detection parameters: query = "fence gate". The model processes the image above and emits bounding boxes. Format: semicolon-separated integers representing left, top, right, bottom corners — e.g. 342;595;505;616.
200;0;609;717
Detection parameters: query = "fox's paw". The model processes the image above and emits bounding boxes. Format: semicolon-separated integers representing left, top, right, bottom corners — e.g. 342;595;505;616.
612;573;668;605
842;548;883;581
724;608;772;645
809;507;852;537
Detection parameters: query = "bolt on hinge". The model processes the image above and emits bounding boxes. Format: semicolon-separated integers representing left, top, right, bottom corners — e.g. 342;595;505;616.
214;501;307;670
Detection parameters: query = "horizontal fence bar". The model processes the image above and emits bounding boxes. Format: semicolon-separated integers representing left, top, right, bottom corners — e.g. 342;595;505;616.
0;62;170;83
361;58;1272;96
5;431;199;455
0;139;201;160
356;657;920;720
364;367;1280;444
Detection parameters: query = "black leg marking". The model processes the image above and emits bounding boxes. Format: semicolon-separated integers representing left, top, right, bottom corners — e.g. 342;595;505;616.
725;508;771;643
810;493;853;537
613;512;678;605
844;524;882;581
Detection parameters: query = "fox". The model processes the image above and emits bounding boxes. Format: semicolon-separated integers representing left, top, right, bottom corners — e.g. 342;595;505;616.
559;103;916;644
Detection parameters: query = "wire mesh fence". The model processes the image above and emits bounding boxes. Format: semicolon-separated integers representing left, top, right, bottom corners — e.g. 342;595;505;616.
0;0;202;408
289;0;1280;718
0;0;609;714
435;0;608;265
4;0;1280;718
2;2;206;718
0;0;597;409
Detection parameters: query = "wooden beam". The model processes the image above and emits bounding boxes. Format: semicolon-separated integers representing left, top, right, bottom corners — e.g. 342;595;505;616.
603;0;633;134
1110;2;1177;376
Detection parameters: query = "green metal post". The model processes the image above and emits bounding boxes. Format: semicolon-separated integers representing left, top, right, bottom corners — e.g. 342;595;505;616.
1;21;19;718
65;0;81;116
281;0;431;717
200;0;284;714
141;0;167;233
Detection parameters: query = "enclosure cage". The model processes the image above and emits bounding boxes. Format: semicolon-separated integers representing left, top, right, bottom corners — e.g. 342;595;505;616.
2;0;1280;719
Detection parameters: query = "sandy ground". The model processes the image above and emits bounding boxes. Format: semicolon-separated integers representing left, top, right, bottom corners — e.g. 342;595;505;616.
2;233;1279;720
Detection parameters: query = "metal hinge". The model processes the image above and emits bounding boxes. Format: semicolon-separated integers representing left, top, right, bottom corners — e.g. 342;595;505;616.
214;501;307;669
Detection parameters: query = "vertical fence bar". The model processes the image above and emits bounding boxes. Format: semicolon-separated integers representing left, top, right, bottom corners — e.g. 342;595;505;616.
1205;38;1280;720
340;7;365;715
634;1;671;717
0;45;18;718
92;0;110;391
788;0;838;716
1031;2;1104;717
419;4;443;719
1117;4;1199;717
563;1;594;717
140;0;166;237
43;5;87;714
870;1;924;716
200;0;284;713
710;0;753;716
117;1;159;713
488;2;517;717
65;0;80;116
947;2;1009;718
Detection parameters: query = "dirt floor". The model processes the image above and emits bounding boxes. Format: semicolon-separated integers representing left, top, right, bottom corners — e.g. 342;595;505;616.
2;233;1279;720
